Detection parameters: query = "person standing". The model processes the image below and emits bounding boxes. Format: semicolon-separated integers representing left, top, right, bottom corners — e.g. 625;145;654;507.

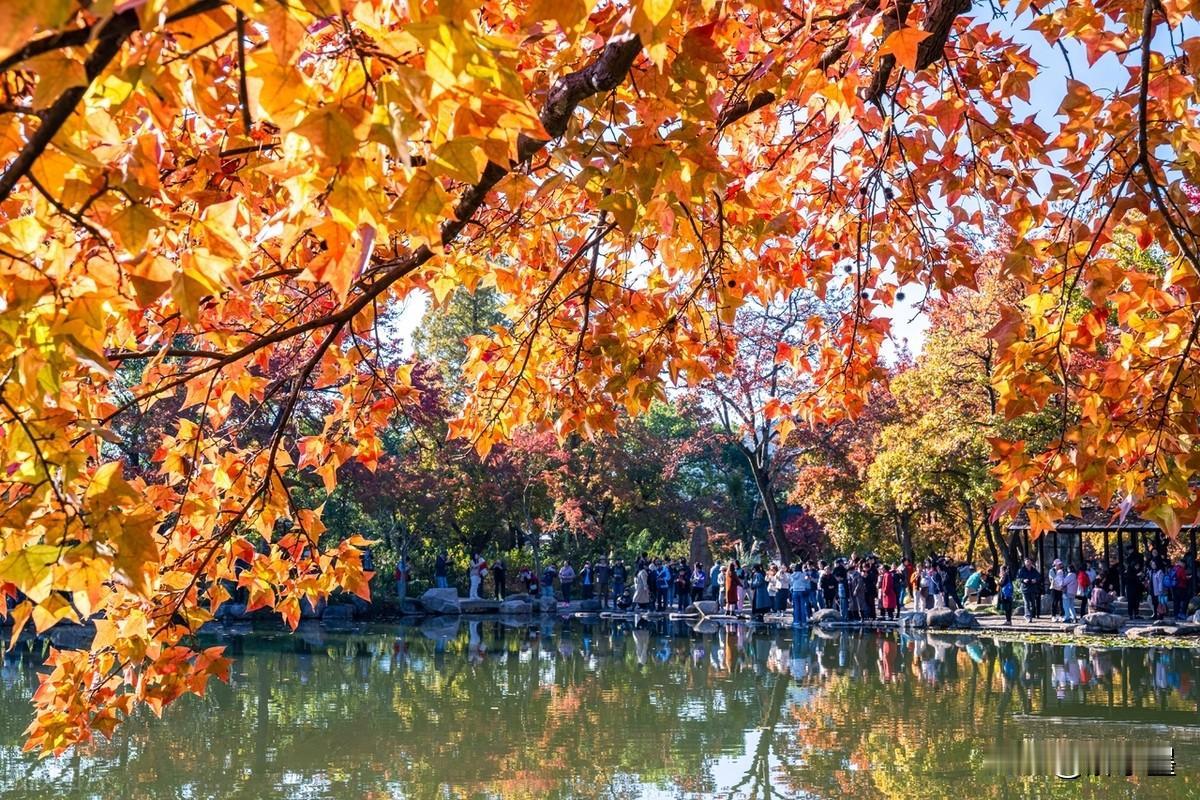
864;559;879;619
655;560;671;612
612;558;628;603
1124;556;1145;620
879;564;898;620
941;558;960;610
674;563;690;611
468;552;485;600
790;563;810;626
1017;558;1041;622
492;558;507;601
541;563;557;600
434;550;449;589
1075;563;1091;616
580;561;594;600
819;563;837;610
1061;563;1077;623
633;563;651;611
997;565;1015;625
1172;558;1190;620
751;564;770;619
708;562;721;601
559;561;576;602
691;562;708;604
1048;559;1066;622
725;560;741;615
595;558;612;609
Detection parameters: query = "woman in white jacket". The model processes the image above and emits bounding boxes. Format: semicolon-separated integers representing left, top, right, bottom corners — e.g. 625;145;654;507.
468;553;485;599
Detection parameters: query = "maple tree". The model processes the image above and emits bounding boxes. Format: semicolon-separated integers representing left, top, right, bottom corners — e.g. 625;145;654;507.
693;290;844;562
1;0;1199;754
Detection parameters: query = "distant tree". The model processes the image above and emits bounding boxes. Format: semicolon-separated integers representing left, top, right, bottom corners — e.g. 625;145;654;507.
413;286;506;399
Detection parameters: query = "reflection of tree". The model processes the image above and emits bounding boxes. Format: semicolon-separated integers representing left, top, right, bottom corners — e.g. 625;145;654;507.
728;669;791;799
0;626;1197;799
770;633;1200;800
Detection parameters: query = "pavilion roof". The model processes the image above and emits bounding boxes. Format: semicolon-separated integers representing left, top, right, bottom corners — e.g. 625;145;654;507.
1006;503;1200;532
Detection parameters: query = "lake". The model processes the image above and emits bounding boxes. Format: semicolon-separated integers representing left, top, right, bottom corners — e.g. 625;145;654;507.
0;618;1197;798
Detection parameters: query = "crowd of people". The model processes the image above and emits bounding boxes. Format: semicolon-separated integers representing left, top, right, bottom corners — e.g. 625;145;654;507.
400;548;1197;627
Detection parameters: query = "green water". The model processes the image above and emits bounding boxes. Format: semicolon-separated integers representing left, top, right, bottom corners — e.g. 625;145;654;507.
0;619;1197;798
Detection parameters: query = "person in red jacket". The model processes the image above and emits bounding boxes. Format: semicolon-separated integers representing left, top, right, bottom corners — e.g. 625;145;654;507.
878;566;898;620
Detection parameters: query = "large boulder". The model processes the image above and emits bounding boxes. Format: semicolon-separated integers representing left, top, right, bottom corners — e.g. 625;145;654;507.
1127;625;1175;639
901;611;927;629
1082;612;1126;633
420;588;462;615
578;599;602;612
499;599;533;615
926;608;957;629
953;609;981;629
460;598;500;614
505;593;534;604
536;596;558;614
684;600;719;617
811;608;842;625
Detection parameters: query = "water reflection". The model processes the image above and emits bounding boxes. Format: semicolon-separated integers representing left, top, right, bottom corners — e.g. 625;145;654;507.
1;619;1197;798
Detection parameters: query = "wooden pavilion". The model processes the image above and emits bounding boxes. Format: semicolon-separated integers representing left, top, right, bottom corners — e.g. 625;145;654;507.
1006;504;1200;596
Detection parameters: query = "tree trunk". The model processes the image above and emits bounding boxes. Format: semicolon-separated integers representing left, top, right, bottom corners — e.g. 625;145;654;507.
894;512;914;562
984;512;1001;570
1003;526;1021;568
740;444;792;563
963;501;980;565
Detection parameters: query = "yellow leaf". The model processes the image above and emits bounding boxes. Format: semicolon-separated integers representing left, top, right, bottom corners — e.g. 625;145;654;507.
28;52;87;109
32;592;78;633
109;203;163;254
878;27;932;72
392;170;450;247
525;0;594;31
111;515;160;597
294;107;359;163
429;138;488;184
0;545;59;602
258;2;309;64
86;461;135;505
0;0;73;64
7;601;32;649
640;0;675;26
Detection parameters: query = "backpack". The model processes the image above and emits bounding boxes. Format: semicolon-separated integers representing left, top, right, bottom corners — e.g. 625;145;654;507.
1164;569;1176;590
1000;581;1014;600
1076;571;1090;592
